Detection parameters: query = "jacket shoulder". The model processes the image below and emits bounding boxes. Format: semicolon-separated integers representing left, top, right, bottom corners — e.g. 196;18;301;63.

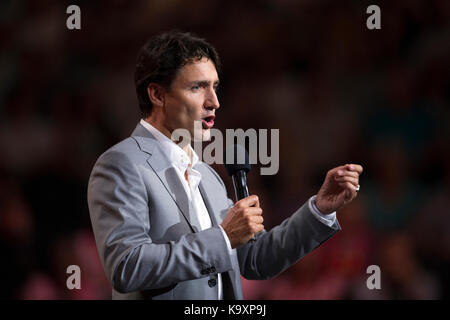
96;137;141;163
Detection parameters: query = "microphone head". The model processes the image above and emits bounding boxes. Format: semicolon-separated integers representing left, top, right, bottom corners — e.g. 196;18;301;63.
224;144;251;176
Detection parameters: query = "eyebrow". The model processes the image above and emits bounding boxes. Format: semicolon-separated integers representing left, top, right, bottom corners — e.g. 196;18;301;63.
189;80;220;87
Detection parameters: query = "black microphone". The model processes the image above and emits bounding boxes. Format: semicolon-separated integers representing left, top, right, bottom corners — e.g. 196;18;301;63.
224;144;256;243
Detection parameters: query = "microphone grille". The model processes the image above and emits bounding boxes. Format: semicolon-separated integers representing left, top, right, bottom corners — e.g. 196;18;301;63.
223;144;251;176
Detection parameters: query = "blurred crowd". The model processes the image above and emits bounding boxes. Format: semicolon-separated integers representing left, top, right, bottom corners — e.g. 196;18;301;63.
0;0;449;299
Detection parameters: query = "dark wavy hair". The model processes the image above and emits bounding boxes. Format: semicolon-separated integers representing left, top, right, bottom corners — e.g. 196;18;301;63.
134;30;221;118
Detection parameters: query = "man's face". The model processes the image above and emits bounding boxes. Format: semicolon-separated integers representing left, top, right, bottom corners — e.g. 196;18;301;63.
163;57;220;141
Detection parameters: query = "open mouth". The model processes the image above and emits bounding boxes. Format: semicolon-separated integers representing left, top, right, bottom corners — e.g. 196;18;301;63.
202;115;215;129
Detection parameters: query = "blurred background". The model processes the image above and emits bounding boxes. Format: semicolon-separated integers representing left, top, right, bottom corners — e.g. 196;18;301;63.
0;0;449;299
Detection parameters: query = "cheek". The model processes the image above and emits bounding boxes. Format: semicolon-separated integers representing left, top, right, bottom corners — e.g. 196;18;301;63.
166;93;203;125
166;106;192;131
179;106;198;124
183;98;203;120
190;107;203;120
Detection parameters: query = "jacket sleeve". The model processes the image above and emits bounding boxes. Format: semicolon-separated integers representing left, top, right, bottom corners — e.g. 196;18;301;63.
87;150;234;293
236;201;341;280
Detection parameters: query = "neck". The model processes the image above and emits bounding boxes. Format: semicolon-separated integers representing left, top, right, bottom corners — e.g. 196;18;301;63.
144;116;171;140
143;116;192;161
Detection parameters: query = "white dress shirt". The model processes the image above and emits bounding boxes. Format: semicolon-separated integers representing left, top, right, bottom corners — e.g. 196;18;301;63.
140;119;230;299
139;119;336;299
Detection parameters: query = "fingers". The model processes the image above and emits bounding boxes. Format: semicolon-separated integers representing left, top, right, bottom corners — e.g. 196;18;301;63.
344;163;363;174
317;164;362;213
337;181;358;192
337;181;358;202
252;222;265;234
328;164;363;178
243;206;263;216
247;214;264;234
336;169;359;179
335;175;359;187
333;163;362;188
249;212;264;224
237;195;260;208
222;195;264;248
241;203;263;234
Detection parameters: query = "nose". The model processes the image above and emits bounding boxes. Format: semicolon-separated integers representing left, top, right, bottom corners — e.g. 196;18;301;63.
205;87;220;110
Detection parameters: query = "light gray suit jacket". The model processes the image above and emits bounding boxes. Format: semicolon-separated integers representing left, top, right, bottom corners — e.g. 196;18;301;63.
87;123;341;300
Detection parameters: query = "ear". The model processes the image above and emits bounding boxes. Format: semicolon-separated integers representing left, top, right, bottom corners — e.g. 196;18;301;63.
146;83;165;108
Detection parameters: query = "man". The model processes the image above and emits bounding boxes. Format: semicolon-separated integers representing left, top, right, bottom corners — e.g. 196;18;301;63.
87;30;363;300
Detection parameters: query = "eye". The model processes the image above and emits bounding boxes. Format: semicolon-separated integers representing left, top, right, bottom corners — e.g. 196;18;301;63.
191;85;200;91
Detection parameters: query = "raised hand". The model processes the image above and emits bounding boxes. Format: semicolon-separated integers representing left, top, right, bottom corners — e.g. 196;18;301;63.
315;164;363;214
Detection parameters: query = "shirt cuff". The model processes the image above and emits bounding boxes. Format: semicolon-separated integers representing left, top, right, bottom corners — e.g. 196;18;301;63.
219;225;234;255
308;195;337;227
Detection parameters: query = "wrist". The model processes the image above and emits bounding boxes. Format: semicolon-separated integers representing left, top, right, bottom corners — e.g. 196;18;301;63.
219;225;234;252
314;197;332;215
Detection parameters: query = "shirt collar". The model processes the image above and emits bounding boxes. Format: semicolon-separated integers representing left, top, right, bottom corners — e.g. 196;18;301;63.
139;119;200;172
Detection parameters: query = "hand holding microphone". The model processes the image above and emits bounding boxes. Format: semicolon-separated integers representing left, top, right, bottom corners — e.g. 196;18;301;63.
221;144;264;248
220;195;263;248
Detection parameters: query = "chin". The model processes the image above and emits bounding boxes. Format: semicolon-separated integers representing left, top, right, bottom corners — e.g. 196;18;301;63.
192;123;212;142
193;128;211;142
202;129;211;141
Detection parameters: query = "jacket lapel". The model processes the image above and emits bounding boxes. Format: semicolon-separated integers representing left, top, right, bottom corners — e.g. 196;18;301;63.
131;123;201;233
132;123;238;299
198;181;219;227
